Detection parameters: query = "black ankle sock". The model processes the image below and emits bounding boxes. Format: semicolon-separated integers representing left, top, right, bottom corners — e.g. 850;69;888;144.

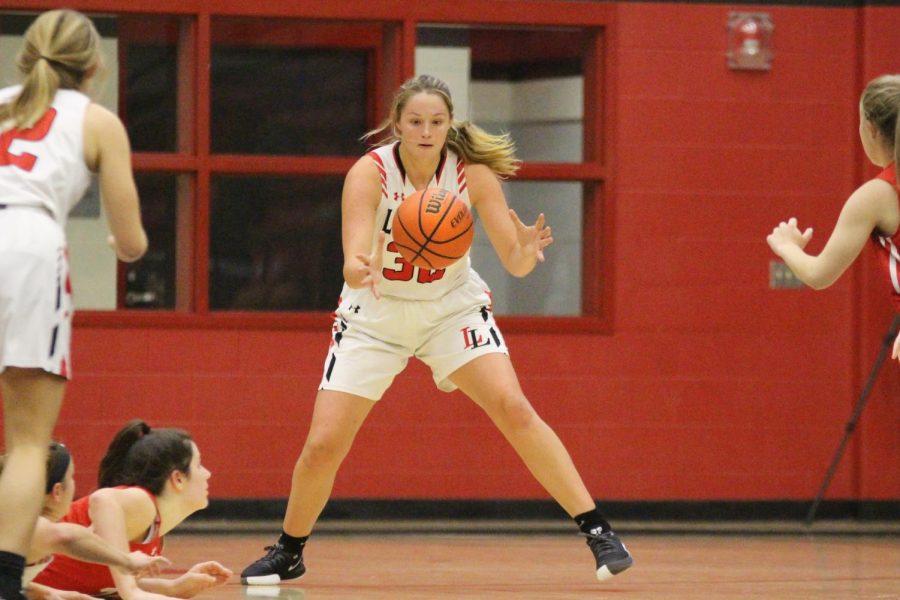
278;531;308;554
0;551;25;599
574;508;612;535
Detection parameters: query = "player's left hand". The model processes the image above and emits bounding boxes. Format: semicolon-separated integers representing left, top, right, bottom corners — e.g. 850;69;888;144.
767;217;813;256
509;209;553;262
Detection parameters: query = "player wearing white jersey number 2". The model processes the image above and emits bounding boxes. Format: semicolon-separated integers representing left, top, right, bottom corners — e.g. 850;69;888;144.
0;10;147;600
241;74;633;586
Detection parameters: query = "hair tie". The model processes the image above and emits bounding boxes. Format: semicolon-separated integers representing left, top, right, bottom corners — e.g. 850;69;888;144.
36;54;81;78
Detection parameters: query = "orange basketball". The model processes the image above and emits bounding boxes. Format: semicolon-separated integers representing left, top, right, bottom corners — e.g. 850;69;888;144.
391;188;474;270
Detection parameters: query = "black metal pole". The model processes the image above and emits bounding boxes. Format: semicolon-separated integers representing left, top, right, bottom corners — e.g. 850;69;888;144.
805;314;900;526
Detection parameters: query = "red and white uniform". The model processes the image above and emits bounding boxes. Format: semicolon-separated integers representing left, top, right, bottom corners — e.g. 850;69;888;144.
368;141;472;300
0;86;92;225
33;487;164;597
320;143;507;400
871;163;900;311
0;87;90;378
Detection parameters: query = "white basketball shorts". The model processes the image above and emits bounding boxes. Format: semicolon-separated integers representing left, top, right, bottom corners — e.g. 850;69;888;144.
319;271;508;400
0;207;73;379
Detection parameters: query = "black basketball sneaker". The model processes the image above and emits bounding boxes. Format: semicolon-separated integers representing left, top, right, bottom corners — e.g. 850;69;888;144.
241;543;305;585
583;530;633;581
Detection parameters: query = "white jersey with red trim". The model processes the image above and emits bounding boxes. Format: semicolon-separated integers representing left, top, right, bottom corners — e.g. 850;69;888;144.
0;86;92;227
363;141;474;301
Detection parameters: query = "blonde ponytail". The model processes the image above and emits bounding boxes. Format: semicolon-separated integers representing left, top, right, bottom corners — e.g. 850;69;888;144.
0;10;100;129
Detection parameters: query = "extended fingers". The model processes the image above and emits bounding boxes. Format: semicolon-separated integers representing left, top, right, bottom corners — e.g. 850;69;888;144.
508;208;524;228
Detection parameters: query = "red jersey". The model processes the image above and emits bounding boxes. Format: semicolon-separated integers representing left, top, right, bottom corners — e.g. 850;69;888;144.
870;163;900;311
33;486;163;596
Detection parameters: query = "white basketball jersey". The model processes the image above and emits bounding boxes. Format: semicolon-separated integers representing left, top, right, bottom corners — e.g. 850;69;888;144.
366;142;473;300
0;87;92;227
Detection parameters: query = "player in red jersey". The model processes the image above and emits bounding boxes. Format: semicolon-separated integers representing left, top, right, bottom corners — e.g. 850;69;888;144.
0;10;147;599
33;421;231;600
767;74;900;362
0;442;170;600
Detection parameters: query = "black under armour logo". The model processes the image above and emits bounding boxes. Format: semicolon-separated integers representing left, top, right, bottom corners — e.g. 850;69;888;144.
348;305;361;314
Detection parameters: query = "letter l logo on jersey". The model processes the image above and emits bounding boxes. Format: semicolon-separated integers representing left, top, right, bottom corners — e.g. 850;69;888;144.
461;326;491;349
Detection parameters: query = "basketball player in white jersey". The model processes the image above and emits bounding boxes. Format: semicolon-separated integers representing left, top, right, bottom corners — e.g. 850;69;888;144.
242;75;632;585
0;10;147;599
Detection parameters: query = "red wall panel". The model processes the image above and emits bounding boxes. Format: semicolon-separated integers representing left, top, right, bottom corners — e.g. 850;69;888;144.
43;2;900;504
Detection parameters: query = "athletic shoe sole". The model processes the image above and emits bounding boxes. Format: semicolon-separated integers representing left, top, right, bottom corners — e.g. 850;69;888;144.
596;555;634;581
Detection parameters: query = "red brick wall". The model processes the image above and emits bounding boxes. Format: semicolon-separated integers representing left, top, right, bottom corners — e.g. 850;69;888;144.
50;2;900;503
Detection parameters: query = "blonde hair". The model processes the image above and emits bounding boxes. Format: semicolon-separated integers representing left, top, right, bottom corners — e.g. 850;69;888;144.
861;74;900;173
363;74;521;178
0;9;101;129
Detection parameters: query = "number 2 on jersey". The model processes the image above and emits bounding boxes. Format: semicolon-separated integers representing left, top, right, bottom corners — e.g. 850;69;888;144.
0;108;57;171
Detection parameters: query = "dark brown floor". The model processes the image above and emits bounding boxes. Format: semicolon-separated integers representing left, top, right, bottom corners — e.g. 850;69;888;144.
156;531;900;599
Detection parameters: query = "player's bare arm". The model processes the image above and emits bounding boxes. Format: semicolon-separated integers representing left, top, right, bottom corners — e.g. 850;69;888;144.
84;103;147;262
469;164;553;277
341;157;384;296
767;179;896;289
87;489;160;600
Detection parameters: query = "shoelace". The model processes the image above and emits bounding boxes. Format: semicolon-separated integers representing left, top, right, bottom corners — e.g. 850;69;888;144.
581;532;617;553
261;544;295;565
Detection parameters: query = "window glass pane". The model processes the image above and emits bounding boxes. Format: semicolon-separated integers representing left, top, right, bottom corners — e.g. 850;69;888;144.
471;181;583;316
210;176;344;311
125;173;185;310
416;25;587;316
119;16;186;153
210;19;370;156
416;25;584;163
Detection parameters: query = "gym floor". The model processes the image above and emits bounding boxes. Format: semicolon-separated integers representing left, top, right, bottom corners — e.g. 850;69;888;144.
156;524;900;599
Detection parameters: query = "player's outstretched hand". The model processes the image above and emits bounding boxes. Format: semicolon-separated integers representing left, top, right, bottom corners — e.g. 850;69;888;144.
509;209;553;262
354;231;385;299
123;551;171;577
767;217;813;256
165;561;233;597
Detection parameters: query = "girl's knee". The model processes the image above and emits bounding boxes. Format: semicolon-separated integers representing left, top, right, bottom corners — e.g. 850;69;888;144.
298;435;351;471
489;392;538;431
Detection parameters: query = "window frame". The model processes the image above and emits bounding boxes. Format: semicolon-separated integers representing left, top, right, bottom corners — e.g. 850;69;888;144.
5;0;615;334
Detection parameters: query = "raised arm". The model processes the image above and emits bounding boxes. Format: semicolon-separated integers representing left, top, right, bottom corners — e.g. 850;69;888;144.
767;179;897;289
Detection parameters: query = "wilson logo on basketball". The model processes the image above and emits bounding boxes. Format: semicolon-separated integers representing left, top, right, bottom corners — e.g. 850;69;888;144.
424;189;449;214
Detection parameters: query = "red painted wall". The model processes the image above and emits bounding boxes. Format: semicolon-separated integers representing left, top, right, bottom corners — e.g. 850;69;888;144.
50;3;900;503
